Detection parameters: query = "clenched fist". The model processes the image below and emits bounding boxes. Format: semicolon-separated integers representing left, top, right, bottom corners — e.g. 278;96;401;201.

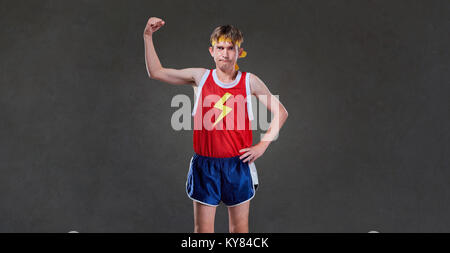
143;17;165;37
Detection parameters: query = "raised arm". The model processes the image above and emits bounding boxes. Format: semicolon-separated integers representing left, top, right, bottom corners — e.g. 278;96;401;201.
143;17;206;86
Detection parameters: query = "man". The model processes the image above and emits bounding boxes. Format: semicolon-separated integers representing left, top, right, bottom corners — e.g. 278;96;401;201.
143;17;288;233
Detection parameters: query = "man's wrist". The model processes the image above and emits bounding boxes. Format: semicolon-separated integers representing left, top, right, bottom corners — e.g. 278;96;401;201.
259;140;271;149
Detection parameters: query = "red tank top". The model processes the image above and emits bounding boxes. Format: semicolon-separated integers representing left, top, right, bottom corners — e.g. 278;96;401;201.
192;69;254;158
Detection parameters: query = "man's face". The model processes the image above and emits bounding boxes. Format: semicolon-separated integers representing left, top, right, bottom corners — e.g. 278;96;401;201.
209;41;243;71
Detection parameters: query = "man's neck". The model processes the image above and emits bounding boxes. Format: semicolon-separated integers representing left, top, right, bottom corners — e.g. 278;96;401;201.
215;67;238;83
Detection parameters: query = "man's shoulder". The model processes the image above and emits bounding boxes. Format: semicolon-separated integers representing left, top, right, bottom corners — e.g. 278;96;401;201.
246;72;262;82
247;72;264;85
191;67;209;76
247;72;270;95
191;68;209;86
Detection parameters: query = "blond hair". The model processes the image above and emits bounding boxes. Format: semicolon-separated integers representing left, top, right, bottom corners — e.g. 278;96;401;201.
210;25;244;47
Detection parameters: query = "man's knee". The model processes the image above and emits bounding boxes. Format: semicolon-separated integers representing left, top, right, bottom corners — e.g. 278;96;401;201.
194;224;215;233
229;221;249;233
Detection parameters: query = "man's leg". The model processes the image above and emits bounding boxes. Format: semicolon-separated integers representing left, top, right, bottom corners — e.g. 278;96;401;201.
193;201;217;233
227;201;250;233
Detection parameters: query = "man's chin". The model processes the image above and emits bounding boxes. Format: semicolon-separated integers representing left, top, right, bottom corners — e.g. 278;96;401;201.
218;61;233;67
217;64;234;72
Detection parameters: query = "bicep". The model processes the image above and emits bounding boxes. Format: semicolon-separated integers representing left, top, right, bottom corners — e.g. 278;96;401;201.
153;68;206;86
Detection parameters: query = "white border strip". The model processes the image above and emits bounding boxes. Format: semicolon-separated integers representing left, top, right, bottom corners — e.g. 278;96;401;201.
245;72;254;121
192;69;210;116
212;69;242;88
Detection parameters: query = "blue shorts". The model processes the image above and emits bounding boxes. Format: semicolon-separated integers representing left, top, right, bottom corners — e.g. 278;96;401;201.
186;153;259;207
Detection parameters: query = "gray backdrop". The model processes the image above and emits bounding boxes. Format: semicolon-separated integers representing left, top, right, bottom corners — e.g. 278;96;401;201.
1;0;449;232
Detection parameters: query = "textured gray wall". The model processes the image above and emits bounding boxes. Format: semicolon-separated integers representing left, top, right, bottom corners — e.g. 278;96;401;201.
0;0;449;232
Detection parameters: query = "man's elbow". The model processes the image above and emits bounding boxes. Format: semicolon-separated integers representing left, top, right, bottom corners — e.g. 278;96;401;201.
281;108;288;123
148;68;164;81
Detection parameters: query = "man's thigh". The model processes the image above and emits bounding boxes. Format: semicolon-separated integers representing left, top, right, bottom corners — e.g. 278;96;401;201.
227;201;250;225
193;201;217;225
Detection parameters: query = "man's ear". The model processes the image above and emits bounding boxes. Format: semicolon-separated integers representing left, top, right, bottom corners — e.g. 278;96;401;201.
209;46;214;57
238;47;244;57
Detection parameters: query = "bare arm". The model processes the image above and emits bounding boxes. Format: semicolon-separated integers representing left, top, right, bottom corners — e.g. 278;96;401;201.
250;73;288;143
143;17;206;86
239;73;289;163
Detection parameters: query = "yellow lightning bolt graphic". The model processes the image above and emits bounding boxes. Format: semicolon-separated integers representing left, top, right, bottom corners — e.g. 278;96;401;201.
212;92;233;127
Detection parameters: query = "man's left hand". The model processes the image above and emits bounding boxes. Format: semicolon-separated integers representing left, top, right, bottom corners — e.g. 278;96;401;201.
239;141;270;163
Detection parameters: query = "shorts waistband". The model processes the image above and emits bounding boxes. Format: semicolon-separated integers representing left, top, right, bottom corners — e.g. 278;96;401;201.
193;152;241;161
